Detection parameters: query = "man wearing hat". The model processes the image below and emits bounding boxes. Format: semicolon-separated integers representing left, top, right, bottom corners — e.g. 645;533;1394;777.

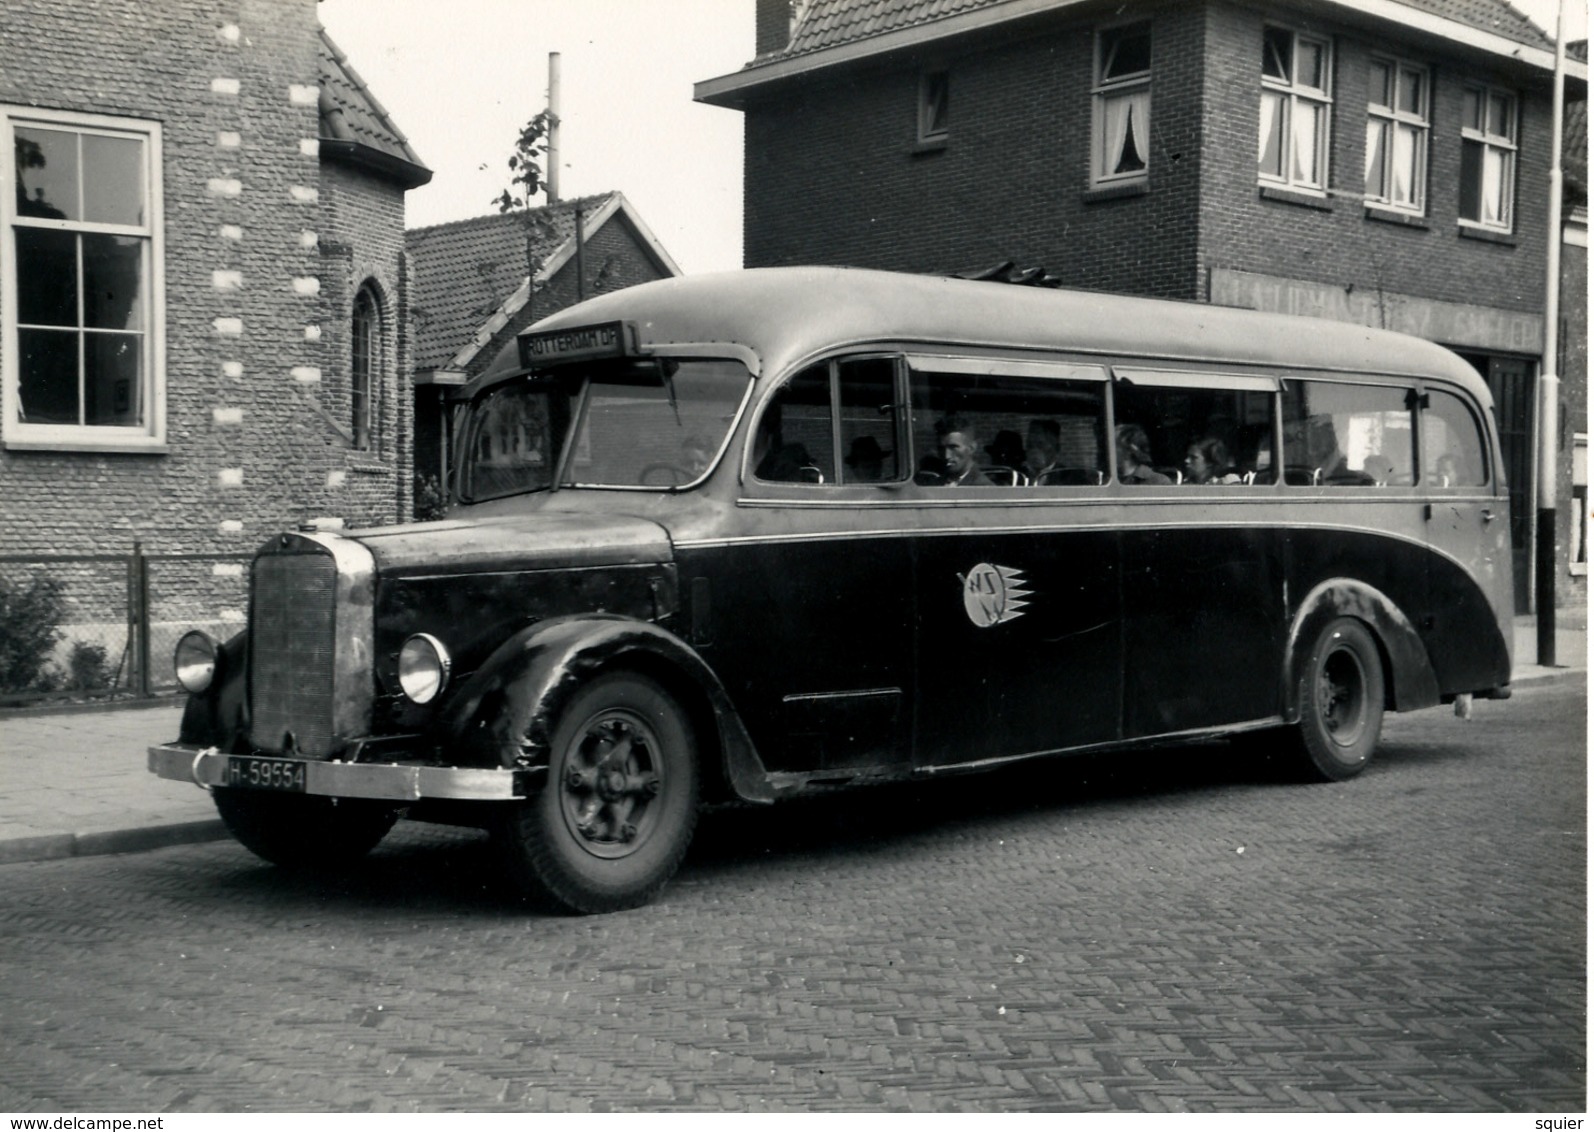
843;435;890;483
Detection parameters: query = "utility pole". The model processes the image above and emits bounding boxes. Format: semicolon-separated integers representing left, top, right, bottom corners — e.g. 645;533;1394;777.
1536;0;1567;666
547;52;561;205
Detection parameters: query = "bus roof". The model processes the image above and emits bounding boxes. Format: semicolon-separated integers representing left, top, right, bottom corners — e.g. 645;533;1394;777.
524;266;1491;400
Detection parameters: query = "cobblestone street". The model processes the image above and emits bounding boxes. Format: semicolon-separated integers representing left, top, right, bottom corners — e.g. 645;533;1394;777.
0;676;1583;1113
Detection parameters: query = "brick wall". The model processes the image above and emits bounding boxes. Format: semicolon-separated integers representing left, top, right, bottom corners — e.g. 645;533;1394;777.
744;4;1209;296
0;0;415;639
317;162;412;529
1197;2;1550;321
741;0;1556;320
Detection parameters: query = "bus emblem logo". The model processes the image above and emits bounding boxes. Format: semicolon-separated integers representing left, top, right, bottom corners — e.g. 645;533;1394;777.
962;563;1031;628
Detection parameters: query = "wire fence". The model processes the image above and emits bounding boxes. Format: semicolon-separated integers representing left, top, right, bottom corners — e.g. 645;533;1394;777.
0;544;250;708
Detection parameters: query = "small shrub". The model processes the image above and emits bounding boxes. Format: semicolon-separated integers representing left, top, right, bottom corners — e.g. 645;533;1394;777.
414;473;448;522
66;640;113;692
0;574;65;692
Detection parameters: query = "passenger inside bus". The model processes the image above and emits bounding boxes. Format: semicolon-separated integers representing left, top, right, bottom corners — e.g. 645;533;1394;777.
984;430;1027;481
936;415;995;486
1023;419;1062;484
843;435;888;483
1115;423;1172;485
1184;437;1242;484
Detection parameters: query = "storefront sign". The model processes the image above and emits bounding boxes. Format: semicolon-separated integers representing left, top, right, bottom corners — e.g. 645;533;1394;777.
1209;268;1543;354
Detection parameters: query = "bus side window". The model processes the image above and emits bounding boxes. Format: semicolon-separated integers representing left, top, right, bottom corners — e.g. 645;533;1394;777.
754;364;834;483
909;367;1106;488
1111;379;1274;486
838;357;904;484
1281;380;1415;487
1422;388;1488;487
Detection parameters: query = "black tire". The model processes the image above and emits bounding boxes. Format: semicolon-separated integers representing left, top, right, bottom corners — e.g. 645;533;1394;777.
213;788;399;869
1290;617;1384;781
495;672;699;914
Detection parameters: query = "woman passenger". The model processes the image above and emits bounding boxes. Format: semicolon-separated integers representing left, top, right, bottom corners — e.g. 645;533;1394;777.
1115;423;1171;485
1183;436;1241;484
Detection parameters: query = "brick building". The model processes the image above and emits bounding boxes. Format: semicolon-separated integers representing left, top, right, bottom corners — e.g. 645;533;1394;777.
0;0;427;688
407;192;682;508
697;0;1587;614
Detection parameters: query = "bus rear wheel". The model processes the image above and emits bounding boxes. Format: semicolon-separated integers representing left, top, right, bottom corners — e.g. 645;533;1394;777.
495;672;699;914
1292;617;1384;781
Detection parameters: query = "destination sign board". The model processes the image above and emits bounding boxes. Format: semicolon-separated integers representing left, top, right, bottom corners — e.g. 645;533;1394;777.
518;321;636;368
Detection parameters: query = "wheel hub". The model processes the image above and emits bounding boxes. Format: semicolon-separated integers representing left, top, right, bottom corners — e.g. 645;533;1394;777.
558;710;664;857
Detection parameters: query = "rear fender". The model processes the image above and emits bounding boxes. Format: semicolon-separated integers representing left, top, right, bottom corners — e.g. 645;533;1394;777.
1283;579;1440;718
436;614;777;804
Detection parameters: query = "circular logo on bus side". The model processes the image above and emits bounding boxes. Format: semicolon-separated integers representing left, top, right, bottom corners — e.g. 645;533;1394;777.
962;563;1031;628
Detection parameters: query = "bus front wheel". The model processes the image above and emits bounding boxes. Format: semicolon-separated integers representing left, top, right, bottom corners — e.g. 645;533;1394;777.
495;672;700;914
1292;617;1384;781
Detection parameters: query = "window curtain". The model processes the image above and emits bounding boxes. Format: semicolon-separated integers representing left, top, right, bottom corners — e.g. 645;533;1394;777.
1391;124;1417;205
1290;99;1320;184
1258;92;1284;176
1365;119;1387;197
1101;89;1148;176
1481;147;1506;223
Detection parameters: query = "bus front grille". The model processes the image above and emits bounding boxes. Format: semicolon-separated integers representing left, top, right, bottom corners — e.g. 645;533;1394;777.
249;550;339;758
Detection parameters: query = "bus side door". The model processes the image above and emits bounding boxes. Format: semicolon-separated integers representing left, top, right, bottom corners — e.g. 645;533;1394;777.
1418;385;1513;690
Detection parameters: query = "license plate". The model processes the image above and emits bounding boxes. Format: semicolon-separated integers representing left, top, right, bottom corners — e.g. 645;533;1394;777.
226;756;307;793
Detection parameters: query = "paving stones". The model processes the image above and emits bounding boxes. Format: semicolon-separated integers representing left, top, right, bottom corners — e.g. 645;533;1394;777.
0;676;1583;1112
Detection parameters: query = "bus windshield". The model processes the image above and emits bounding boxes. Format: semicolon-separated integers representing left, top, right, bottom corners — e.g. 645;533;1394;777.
460;358;750;500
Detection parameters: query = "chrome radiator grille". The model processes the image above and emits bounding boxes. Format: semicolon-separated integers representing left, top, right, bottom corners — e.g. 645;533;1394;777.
249;550;339;757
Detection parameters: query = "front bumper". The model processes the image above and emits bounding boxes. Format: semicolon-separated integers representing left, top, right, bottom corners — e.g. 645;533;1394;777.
148;743;537;802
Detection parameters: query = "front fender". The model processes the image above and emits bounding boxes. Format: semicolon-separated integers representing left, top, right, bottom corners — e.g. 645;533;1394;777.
435;614;777;804
178;630;249;749
1283;579;1440;717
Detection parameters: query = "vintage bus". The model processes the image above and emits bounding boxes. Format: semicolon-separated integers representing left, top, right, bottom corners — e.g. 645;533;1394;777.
150;267;1513;913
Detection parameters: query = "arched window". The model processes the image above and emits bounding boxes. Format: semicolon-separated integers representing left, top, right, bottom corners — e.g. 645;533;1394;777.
351;284;380;450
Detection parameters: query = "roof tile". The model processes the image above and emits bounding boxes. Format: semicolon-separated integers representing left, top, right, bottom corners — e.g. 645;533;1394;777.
319;28;429;176
406;193;618;372
765;0;1552;60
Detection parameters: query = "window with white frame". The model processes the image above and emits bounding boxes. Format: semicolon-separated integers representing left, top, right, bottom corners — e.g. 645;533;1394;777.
2;108;163;451
918;71;949;143
1092;22;1151;186
351;284;379;451
1259;26;1333;194
1460;84;1517;231
1365;57;1428;213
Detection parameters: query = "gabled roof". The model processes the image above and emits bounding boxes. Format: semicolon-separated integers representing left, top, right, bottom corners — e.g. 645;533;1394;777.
406;191;683;375
319;28;432;189
698;0;1579;106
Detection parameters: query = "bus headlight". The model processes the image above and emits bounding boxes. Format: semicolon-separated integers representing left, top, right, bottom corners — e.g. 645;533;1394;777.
398;633;452;704
174;631;218;694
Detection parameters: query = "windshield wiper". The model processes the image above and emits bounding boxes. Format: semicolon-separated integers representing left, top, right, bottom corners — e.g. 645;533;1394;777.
659;360;682;428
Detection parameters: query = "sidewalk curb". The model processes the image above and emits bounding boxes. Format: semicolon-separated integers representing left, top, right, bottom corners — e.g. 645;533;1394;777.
1508;666;1586;689
0;818;227;866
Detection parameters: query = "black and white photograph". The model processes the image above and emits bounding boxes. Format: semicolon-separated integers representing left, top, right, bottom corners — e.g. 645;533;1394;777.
0;0;1586;1117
